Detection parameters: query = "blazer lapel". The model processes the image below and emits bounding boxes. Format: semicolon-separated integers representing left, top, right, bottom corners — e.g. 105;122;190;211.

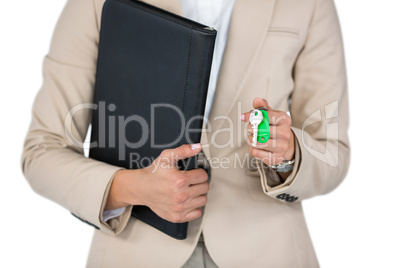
141;0;276;159
208;0;276;131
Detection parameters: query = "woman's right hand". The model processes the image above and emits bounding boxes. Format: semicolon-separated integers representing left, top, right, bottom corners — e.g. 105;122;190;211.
105;144;209;223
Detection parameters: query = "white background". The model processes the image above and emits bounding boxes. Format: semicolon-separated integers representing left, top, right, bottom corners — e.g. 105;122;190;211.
1;0;401;267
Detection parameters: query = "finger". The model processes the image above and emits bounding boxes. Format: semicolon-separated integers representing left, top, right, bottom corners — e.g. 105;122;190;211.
240;111;251;122
182;168;209;185
249;147;284;166
184;195;208;213
240;98;275;122
267;111;291;126
188;182;210;197
183;208;203;222
253;97;273;111
161;144;202;163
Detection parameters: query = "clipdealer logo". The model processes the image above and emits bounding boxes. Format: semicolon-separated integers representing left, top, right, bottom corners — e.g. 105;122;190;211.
64;100;341;167
64;101;247;156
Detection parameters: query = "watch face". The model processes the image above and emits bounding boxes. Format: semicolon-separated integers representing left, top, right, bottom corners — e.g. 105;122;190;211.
276;164;294;173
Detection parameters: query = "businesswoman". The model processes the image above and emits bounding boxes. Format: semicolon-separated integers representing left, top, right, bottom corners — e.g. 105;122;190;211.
22;0;349;266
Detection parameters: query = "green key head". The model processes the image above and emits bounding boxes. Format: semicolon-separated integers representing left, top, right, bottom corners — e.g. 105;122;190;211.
257;109;270;143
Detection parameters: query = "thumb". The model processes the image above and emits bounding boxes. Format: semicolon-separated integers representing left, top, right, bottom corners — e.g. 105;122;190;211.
160;144;202;164
253;97;273;111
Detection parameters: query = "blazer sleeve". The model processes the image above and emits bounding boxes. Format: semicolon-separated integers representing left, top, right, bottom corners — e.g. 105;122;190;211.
258;0;350;203
20;0;132;235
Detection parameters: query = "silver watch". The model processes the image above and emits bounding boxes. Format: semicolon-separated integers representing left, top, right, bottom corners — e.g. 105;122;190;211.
270;159;295;173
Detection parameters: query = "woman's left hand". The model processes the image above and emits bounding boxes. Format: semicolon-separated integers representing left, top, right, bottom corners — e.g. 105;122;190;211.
240;97;295;166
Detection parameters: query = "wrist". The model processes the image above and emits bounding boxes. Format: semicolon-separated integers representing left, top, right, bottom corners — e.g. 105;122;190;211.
105;169;139;210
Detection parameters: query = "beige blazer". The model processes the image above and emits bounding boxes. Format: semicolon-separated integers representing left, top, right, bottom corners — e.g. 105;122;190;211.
21;0;350;267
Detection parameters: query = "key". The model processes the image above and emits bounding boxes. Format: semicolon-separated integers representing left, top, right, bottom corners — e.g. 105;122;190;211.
249;109;263;147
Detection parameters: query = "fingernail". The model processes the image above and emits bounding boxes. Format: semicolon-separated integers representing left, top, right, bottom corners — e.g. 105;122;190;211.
240;114;245;120
191;143;201;150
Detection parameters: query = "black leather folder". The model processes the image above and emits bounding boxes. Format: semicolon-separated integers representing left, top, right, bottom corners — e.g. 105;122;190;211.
89;0;217;240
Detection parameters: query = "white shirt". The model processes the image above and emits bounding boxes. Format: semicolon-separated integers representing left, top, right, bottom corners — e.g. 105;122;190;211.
103;0;236;222
181;0;236;121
